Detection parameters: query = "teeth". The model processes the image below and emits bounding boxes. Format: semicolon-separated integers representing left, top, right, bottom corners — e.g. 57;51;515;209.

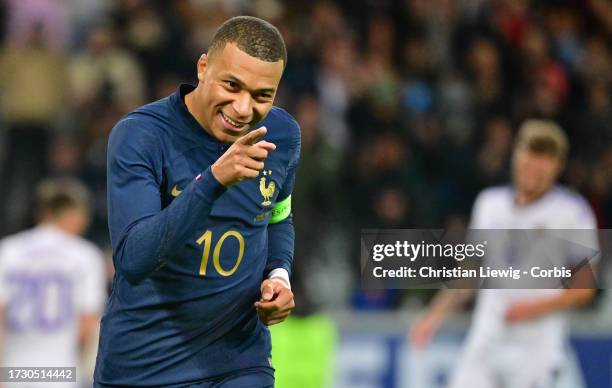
222;112;245;128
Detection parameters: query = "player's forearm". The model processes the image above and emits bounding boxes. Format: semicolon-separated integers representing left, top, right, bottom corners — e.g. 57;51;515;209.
535;289;596;315
265;217;294;276
113;168;226;283
79;313;100;350
426;289;476;320
538;264;598;314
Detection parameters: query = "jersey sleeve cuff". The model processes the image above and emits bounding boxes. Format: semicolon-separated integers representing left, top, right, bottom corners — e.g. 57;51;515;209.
268;268;291;290
195;167;227;202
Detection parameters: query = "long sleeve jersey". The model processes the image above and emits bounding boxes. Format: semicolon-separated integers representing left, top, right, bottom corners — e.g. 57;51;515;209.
94;84;300;387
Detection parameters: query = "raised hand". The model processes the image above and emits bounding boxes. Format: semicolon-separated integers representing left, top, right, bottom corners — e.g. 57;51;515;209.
211;127;276;187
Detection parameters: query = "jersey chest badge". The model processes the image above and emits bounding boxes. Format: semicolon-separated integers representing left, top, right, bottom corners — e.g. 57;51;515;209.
259;169;275;206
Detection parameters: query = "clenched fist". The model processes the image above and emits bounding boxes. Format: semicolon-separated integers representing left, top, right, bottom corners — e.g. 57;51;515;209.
211;127;276;187
255;279;295;326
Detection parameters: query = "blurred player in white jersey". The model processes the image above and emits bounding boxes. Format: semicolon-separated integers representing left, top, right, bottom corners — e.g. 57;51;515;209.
0;178;106;387
411;120;598;388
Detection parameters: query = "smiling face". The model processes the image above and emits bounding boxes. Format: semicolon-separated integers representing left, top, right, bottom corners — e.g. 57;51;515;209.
189;42;284;143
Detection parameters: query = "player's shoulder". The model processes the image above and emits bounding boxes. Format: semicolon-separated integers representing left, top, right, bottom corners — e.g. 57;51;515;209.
47;229;105;269
130;95;174;124
65;234;104;261
549;185;593;213
0;227;103;275
475;185;512;207
107;100;175;162
262;106;300;143
110;96;174;143
0;228;33;254
0;227;97;258
267;106;299;128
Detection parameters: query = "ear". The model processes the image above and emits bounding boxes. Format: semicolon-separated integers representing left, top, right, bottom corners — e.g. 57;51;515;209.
197;53;208;82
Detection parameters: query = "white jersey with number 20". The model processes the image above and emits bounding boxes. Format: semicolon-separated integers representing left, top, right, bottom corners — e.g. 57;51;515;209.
0;225;106;386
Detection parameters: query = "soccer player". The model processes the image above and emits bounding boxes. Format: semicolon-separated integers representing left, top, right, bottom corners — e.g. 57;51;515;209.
0;178;106;387
94;16;300;387
411;120;598;388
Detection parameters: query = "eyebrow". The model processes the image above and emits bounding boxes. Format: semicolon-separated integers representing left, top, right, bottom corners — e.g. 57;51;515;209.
226;75;276;95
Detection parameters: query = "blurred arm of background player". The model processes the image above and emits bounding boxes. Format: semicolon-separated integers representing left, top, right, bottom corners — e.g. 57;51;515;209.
410;289;476;348
408;269;596;347
79;312;100;351
505;264;597;323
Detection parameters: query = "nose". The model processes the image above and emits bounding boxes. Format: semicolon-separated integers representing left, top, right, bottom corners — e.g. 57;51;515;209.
232;92;253;120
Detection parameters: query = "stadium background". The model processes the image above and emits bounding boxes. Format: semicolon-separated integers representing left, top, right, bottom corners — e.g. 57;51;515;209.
0;0;611;387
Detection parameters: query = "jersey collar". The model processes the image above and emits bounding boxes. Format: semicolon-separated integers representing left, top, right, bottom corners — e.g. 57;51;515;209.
170;83;218;144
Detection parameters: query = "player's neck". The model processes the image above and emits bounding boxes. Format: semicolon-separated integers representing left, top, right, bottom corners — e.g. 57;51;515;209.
514;188;550;207
39;219;79;236
184;88;213;137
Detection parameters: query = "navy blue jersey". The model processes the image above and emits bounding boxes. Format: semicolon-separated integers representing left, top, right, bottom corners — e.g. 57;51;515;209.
94;84;300;386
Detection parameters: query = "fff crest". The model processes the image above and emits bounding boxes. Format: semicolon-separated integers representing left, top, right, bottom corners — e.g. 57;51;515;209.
259;169;275;206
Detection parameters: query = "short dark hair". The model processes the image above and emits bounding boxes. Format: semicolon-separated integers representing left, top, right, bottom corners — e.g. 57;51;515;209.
208;16;287;67
36;177;91;217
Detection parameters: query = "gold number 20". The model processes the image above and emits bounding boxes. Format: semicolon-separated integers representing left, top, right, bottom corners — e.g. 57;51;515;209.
196;230;245;276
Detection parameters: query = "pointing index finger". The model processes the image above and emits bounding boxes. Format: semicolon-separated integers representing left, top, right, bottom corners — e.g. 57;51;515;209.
238;126;267;145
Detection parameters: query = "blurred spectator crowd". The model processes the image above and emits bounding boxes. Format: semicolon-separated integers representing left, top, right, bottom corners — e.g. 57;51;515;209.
0;0;611;311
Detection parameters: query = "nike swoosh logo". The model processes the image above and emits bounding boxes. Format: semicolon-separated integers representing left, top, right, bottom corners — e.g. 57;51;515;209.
171;185;183;197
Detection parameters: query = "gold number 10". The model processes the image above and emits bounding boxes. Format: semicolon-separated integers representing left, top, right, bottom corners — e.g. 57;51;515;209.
196;230;245;276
